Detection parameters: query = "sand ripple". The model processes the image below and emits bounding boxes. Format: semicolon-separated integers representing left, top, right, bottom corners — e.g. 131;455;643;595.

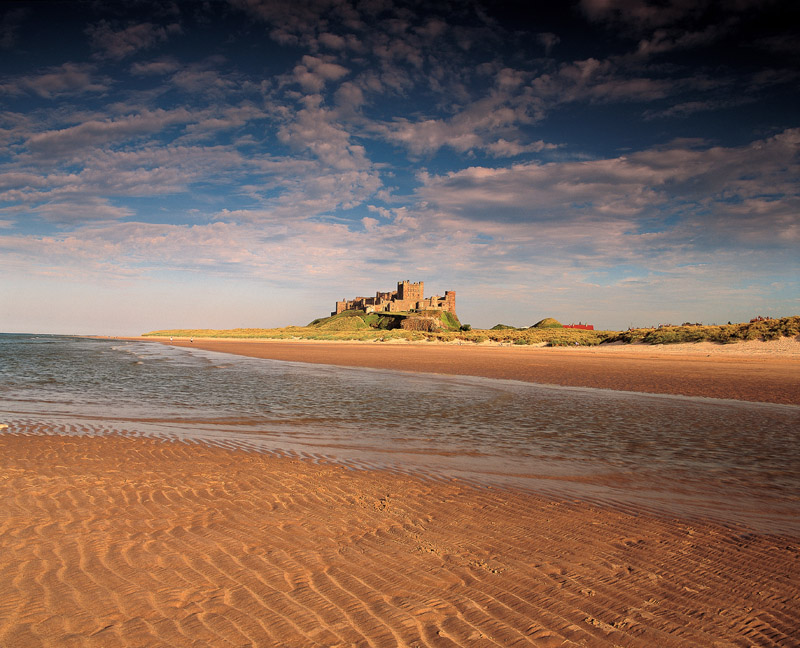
1;432;799;647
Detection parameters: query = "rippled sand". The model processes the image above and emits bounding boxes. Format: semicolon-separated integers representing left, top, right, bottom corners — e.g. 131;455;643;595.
2;432;798;647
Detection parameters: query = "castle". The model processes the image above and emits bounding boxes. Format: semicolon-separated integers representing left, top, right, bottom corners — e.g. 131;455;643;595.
333;280;456;317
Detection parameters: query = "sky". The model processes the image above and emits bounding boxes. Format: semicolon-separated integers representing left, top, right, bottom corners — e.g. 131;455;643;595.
1;0;798;334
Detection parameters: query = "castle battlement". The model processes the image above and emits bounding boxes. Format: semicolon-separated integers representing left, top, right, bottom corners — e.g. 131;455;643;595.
334;280;456;317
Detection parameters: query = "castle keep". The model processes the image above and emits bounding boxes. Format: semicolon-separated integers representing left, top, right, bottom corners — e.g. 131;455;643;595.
333;280;456;317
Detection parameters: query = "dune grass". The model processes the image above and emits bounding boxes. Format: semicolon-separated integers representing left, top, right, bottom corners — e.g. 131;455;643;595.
306;309;462;333
602;316;800;344
531;317;563;329
143;316;799;346
142;325;607;345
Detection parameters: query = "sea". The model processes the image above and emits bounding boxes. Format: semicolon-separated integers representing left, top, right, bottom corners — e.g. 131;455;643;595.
1;333;799;534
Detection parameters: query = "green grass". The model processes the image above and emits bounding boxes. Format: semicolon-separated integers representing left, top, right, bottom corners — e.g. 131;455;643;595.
308;310;366;328
439;310;462;331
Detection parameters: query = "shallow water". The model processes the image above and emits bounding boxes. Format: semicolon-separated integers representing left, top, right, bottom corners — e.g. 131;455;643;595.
2;333;799;533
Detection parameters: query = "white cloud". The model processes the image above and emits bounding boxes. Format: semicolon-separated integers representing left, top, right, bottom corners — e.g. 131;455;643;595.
318;32;347;50
23;109;176;152
378;73;548;156
333;81;366;113
130;58;182;76
28;198;135;223
485;139;557;157
1;143;268;213
87;21;181;60
20;107;251;158
291;55;349;92
179;104;268;140
170;62;240;95
531;58;675;104
0;62;108;98
277;102;371;171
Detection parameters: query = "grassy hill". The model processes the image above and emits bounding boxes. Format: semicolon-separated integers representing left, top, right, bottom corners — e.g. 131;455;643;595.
531;318;563;329
308;309;462;332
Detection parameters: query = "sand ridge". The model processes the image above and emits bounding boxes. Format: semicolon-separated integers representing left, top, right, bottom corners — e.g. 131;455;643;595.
1;432;799;647
138;337;800;405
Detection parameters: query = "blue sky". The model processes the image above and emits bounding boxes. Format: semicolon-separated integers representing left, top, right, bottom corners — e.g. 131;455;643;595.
1;0;798;334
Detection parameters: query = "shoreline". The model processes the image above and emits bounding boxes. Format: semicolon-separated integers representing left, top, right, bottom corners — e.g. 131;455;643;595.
128;336;800;405
1;431;798;647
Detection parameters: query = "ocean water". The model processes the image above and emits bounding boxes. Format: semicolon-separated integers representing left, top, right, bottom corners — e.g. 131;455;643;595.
1;333;799;533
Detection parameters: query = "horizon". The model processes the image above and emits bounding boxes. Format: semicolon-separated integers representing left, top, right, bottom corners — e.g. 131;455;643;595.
1;0;798;335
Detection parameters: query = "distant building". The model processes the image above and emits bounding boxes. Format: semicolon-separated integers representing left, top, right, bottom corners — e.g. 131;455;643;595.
334;280;456;317
563;323;594;330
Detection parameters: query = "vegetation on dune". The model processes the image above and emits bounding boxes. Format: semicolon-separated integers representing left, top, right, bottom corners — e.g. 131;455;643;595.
602;316;800;345
143;323;608;345
531;318;563;329
502;328;605;346
309;310;370;330
439;310;462;331
143;315;799;346
307;309;462;333
143;326;420;342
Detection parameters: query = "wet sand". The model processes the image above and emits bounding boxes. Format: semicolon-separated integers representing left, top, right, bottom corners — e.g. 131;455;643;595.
2;432;798;647
156;337;800;404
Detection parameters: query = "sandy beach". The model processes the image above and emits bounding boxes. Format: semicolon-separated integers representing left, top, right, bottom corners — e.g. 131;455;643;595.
154;337;800;405
2;337;799;646
2;432;798;647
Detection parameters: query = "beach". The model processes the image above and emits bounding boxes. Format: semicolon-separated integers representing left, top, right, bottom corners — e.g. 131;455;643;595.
159;336;800;405
2;336;799;646
2;433;799;647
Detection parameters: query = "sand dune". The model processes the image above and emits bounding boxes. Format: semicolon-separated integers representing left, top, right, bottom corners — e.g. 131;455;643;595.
2;432;798;647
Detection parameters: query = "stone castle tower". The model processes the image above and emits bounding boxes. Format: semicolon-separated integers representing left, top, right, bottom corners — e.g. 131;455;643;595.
397;280;423;302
